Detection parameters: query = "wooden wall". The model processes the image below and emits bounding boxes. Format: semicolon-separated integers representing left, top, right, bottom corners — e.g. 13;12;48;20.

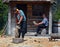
9;1;51;32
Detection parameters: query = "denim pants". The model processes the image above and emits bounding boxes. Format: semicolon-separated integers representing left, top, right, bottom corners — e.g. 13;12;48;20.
36;24;47;34
18;21;27;38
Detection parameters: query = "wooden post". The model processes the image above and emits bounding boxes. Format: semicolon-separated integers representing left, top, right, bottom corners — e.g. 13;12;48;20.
49;7;52;35
8;5;12;36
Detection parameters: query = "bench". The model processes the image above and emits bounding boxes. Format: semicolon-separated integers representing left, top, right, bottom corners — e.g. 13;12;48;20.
40;27;48;35
49;33;60;41
41;28;47;36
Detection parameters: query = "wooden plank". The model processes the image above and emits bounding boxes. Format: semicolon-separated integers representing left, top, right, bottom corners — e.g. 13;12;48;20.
3;0;52;2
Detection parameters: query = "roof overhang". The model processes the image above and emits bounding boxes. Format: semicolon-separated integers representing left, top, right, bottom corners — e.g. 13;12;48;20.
2;0;55;3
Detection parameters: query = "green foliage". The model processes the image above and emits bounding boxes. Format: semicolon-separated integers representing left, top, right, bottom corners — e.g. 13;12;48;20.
0;29;4;35
0;0;8;30
53;0;60;20
54;8;60;20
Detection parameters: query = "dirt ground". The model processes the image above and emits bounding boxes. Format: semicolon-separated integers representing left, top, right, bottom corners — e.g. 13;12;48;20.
0;36;60;47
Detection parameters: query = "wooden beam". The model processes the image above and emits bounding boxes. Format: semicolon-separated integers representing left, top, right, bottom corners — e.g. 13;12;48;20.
2;0;54;3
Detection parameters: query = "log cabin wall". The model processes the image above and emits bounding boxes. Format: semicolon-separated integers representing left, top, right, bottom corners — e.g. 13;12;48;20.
9;1;51;17
9;1;51;32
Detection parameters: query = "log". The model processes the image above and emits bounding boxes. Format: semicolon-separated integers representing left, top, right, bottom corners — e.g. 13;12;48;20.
15;27;19;38
12;38;23;44
15;25;20;38
49;33;60;41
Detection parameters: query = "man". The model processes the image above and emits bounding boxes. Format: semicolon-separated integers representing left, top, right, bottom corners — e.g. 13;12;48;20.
34;14;48;36
14;8;27;40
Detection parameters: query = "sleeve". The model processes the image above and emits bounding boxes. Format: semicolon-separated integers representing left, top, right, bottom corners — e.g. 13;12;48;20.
20;10;25;16
42;19;46;24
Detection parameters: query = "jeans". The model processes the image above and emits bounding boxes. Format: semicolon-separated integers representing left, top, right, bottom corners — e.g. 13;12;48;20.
18;21;27;38
36;24;47;34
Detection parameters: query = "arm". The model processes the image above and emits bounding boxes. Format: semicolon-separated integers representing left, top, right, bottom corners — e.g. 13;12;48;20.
35;19;44;26
38;18;47;25
18;10;25;24
18;16;23;24
38;22;43;25
35;22;43;26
